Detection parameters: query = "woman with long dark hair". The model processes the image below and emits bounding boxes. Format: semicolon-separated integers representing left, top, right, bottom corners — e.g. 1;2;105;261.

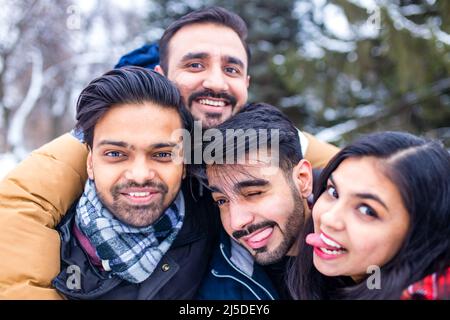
287;131;450;299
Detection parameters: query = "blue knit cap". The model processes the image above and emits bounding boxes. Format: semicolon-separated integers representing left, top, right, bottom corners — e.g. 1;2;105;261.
114;43;160;70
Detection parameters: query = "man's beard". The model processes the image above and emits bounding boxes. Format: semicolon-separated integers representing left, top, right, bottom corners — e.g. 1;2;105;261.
202;112;223;128
97;180;170;228
188;89;238;128
233;182;306;265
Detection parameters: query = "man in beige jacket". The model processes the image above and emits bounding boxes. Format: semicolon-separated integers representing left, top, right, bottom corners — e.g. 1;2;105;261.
0;6;338;299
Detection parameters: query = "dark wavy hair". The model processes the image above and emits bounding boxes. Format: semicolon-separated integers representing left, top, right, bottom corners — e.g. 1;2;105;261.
75;66;192;148
287;131;450;299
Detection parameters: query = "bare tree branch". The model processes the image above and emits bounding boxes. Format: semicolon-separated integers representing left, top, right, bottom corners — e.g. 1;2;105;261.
7;48;43;158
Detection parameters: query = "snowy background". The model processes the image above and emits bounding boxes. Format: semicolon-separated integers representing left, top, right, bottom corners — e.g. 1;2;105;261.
1;0;449;179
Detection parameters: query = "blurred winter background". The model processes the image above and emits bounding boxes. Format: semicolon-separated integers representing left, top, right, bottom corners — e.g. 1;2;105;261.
0;0;449;179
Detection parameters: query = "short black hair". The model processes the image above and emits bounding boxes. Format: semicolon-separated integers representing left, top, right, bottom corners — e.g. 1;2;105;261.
75;66;192;147
159;6;251;74
201;102;302;174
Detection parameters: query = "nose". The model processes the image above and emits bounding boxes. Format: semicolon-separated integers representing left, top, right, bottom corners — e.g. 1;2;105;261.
228;201;255;231
124;156;156;183
202;65;229;92
318;202;345;232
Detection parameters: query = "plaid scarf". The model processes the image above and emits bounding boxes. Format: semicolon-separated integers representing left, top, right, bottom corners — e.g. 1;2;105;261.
75;179;185;283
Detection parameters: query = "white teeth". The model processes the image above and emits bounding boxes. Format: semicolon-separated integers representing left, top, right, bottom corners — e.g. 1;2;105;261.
319;247;344;255
320;233;342;248
199;99;226;107
128;192;150;197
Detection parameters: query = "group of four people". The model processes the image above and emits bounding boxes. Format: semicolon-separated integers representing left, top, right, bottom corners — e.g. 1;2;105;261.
0;6;448;300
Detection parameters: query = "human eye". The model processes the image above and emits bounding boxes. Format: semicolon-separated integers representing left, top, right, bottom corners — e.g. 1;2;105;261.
245;191;262;198
358;204;379;218
326;183;338;199
212;195;228;207
153;152;173;162
215;199;228;206
104;150;126;159
187;62;204;70
224;66;240;74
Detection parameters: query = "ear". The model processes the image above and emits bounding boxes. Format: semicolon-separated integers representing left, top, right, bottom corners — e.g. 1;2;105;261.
87;149;95;180
182;165;186;180
246;75;250;89
292;159;313;198
154;65;165;76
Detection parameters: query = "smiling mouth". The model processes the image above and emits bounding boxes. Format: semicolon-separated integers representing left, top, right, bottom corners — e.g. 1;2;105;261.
198;98;227;107
318;233;347;255
119;190;161;205
194;98;231;112
306;231;348;258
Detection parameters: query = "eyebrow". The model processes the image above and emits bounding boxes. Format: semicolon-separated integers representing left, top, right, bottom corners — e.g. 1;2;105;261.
180;52;245;69
97;140;177;150
329;174;388;210
151;142;178;149
209;179;269;194
329;174;336;187
180;52;208;63
354;193;388;210
225;56;245;69
235;179;269;191
97;140;132;149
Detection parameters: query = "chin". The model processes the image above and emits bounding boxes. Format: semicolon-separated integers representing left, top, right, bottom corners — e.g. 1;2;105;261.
254;251;284;266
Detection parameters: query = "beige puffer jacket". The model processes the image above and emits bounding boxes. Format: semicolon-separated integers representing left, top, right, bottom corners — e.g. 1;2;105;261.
0;134;88;299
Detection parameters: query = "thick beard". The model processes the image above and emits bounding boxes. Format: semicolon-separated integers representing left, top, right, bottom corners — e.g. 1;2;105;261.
253;184;305;265
202;112;223;129
97;180;171;228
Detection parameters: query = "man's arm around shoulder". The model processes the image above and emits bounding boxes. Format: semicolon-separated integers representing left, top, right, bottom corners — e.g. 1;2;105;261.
0;133;88;299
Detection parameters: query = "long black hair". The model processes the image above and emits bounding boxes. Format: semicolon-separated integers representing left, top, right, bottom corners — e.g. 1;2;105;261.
287;131;450;299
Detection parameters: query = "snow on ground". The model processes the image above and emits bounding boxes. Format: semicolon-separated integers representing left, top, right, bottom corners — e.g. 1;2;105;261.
0;153;18;180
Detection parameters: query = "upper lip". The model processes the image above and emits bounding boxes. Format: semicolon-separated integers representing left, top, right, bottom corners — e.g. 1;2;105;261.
320;230;345;249
120;188;161;195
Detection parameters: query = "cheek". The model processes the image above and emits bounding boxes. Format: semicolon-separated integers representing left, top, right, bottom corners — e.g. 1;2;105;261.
348;226;398;266
160;165;184;191
92;157;121;186
372;228;407;264
219;210;233;235
90;162;121;193
257;195;294;225
231;81;248;103
311;197;327;231
173;74;200;93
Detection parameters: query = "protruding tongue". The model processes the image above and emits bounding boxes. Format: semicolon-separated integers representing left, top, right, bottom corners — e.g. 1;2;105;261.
248;227;273;243
306;233;326;248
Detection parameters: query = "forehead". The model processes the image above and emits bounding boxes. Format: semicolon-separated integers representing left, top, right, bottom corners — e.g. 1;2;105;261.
332;157;403;204
333;157;387;189
167;22;248;66
92;102;183;147
206;160;285;194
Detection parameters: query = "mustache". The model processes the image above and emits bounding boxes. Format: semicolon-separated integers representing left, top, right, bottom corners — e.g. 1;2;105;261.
188;90;237;108
232;221;276;240
111;180;168;196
